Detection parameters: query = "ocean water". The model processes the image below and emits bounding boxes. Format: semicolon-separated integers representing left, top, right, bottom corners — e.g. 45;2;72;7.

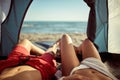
21;21;87;34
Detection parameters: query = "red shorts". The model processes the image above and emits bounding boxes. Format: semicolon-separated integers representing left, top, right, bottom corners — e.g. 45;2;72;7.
0;46;57;80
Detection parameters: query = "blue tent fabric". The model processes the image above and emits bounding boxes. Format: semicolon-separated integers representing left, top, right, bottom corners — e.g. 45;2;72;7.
94;0;108;52
84;0;108;53
0;0;33;56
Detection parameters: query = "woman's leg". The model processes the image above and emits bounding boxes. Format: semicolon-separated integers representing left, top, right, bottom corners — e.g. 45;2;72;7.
17;39;45;55
60;34;80;76
79;39;101;60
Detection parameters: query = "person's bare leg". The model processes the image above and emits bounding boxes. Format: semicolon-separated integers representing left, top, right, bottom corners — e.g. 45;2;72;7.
60;34;80;76
17;39;45;55
79;39;101;60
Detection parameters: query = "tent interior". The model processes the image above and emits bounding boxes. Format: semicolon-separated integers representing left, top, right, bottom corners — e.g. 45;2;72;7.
0;0;120;79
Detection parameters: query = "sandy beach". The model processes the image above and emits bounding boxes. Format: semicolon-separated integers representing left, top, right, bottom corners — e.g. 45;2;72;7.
20;33;87;46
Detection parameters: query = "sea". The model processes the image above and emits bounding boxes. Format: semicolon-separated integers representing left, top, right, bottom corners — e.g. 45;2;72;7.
21;21;87;34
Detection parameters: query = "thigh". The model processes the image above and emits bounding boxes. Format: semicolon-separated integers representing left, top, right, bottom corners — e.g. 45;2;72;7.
60;34;80;76
8;45;30;57
81;39;101;60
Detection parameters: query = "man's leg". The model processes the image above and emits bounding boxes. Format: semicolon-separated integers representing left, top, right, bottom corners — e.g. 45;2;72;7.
79;39;101;60
60;34;80;76
17;39;45;55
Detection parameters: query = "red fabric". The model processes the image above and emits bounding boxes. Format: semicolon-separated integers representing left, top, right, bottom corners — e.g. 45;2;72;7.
0;46;57;80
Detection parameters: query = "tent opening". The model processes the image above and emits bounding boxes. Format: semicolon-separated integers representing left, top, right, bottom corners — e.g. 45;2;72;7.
20;0;90;46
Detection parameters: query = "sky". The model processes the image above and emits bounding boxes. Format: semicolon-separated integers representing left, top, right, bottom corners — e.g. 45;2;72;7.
24;0;90;21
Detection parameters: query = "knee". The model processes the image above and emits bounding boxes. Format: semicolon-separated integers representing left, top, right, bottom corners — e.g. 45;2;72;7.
62;34;71;40
62;33;69;38
83;39;98;49
18;39;32;51
84;38;91;43
61;34;73;44
19;39;31;45
82;38;93;46
21;39;30;43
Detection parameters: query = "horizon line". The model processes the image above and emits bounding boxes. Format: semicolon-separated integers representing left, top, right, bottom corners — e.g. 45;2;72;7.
24;20;88;22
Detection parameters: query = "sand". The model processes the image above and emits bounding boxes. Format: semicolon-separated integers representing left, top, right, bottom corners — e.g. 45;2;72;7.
20;33;87;46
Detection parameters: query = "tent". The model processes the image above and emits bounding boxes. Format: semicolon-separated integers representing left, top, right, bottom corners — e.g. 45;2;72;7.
0;0;33;57
0;0;120;57
85;0;120;54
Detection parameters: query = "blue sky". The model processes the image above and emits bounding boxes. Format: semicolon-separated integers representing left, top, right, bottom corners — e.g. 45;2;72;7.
24;0;90;21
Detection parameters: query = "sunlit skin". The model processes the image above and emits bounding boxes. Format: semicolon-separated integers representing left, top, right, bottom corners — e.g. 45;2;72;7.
0;39;59;80
60;34;112;80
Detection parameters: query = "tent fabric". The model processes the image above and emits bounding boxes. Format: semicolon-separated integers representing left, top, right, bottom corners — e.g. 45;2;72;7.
84;0;96;42
94;0;108;53
84;0;107;53
0;4;2;41
0;0;11;42
0;0;11;22
108;0;120;54
85;0;120;54
0;0;33;56
84;0;108;52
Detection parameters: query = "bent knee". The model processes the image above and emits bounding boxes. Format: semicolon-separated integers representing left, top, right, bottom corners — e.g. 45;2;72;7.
18;39;31;47
81;39;95;49
62;34;69;39
83;39;98;50
17;39;31;52
22;39;29;42
83;39;93;46
62;34;73;44
20;39;30;44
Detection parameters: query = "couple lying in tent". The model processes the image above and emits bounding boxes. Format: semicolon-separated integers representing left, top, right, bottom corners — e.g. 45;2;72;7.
0;34;118;80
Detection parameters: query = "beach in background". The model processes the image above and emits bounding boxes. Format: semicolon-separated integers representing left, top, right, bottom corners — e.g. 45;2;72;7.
20;21;87;46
